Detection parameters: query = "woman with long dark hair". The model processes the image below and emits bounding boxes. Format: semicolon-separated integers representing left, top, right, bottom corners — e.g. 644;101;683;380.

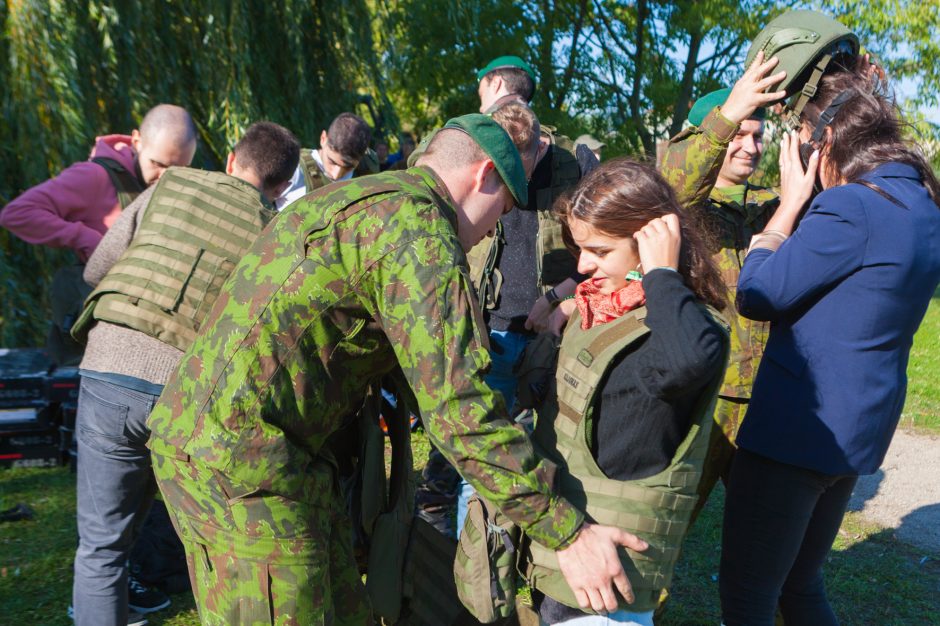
524;160;729;625
720;65;940;625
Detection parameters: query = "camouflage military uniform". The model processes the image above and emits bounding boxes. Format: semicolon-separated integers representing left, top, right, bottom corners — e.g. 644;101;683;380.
660;106;778;499
147;167;583;625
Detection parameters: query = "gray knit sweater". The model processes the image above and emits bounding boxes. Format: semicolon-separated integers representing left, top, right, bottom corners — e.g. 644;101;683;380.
78;185;184;386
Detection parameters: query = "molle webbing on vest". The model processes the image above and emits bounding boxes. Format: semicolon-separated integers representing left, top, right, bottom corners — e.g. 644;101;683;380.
535;137;580;290
91;156;145;210
525;306;728;613
73;168;274;350
299;149;330;192
465;221;503;309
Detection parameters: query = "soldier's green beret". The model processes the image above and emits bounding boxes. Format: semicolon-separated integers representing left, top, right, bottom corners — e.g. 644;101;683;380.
443;114;528;207
688;88;766;127
477;56;536;85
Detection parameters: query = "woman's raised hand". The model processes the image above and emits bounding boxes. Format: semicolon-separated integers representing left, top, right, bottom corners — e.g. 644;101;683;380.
635;213;681;273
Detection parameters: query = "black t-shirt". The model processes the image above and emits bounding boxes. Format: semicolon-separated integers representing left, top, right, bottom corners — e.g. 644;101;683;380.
486;148;584;333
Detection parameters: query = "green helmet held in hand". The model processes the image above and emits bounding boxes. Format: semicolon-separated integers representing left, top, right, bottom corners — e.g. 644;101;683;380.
745;10;858;129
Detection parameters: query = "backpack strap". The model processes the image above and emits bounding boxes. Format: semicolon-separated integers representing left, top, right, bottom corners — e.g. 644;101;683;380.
91;157;146;209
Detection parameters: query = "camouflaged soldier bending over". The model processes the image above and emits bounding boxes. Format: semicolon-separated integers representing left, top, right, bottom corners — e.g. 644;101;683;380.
147;113;649;625
660;53;787;500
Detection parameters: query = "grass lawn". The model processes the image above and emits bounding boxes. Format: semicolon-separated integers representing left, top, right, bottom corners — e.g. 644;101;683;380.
901;290;940;433
1;295;938;624
3;451;939;625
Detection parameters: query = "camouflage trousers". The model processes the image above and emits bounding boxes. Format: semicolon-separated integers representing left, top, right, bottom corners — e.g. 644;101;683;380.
691;396;747;524
151;449;372;626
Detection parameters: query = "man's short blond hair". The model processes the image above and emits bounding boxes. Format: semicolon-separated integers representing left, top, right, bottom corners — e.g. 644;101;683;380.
490;103;540;165
418;105;539;176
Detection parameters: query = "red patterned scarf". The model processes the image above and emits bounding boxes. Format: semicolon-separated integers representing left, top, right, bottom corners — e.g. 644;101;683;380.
576;279;646;329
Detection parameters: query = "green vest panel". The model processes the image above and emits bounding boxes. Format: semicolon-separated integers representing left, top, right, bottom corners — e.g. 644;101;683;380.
73;167;275;350
524;306;728;613
299;148;331;192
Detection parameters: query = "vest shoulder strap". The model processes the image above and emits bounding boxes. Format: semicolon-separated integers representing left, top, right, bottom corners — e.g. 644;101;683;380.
299;149;329;192
555;307;651;420
91;156;145;210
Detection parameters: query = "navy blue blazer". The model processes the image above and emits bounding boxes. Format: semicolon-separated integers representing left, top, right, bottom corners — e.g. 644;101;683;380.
736;163;940;475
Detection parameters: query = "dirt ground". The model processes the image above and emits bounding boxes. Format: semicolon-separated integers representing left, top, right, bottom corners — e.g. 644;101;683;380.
848;429;940;556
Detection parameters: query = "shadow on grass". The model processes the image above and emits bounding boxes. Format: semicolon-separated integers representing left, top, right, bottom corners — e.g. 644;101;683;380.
825;522;940;626
847;468;885;513
658;485;940;626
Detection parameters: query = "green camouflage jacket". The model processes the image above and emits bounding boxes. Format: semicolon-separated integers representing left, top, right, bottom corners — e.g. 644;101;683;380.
148;166;583;550
661;108;778;400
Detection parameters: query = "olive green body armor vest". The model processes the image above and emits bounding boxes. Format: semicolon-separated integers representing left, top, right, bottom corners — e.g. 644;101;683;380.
299;148;331;193
465;132;580;308
524;306;729;613
72;167;275;350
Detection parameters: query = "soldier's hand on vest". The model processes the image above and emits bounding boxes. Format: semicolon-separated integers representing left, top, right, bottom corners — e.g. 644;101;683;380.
555;522;649;613
525;295;555;333
548;299;576;336
723;51;787;125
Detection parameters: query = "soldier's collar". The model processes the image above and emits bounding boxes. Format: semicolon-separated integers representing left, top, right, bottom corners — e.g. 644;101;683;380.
409;165;460;228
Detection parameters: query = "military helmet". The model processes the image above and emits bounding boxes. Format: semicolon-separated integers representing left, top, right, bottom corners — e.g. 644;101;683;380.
745;10;858;128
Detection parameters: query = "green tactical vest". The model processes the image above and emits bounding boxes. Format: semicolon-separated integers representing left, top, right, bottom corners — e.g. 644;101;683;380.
466;130;580;308
523;306;729;613
91;156;146;210
71;167;275;351
299;148;331;193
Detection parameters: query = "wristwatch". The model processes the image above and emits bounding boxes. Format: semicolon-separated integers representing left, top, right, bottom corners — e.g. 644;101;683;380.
545;286;561;305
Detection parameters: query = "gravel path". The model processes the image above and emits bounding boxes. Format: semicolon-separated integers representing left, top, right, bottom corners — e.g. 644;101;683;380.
848;429;940;555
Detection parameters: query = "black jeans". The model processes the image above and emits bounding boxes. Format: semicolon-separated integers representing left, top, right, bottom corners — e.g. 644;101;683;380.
720;448;858;626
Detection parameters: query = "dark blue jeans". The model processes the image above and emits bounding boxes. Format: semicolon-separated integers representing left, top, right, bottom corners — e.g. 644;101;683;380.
719;448;858;626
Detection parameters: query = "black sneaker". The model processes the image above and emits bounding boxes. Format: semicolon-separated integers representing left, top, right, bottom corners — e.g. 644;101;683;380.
127;575;171;614
67;606;149;625
127;611;149;626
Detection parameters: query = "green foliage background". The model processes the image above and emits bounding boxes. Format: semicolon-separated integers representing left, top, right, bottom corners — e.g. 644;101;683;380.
1;0;938;347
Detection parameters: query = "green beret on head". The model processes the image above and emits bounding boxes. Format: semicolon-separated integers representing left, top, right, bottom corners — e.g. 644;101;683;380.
477;55;536;85
443;113;528;207
687;87;766;127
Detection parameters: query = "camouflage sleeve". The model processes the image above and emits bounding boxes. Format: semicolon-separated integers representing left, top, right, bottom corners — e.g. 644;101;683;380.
365;236;584;550
659;107;739;208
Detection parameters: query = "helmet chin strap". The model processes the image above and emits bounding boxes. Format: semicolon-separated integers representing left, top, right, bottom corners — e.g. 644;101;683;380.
783;39;858;130
798;89;856;192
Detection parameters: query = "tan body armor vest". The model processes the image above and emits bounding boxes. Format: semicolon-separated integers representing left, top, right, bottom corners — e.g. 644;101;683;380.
466;132;580;308
72;167;275;350
524;306;728;613
299;148;331;193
